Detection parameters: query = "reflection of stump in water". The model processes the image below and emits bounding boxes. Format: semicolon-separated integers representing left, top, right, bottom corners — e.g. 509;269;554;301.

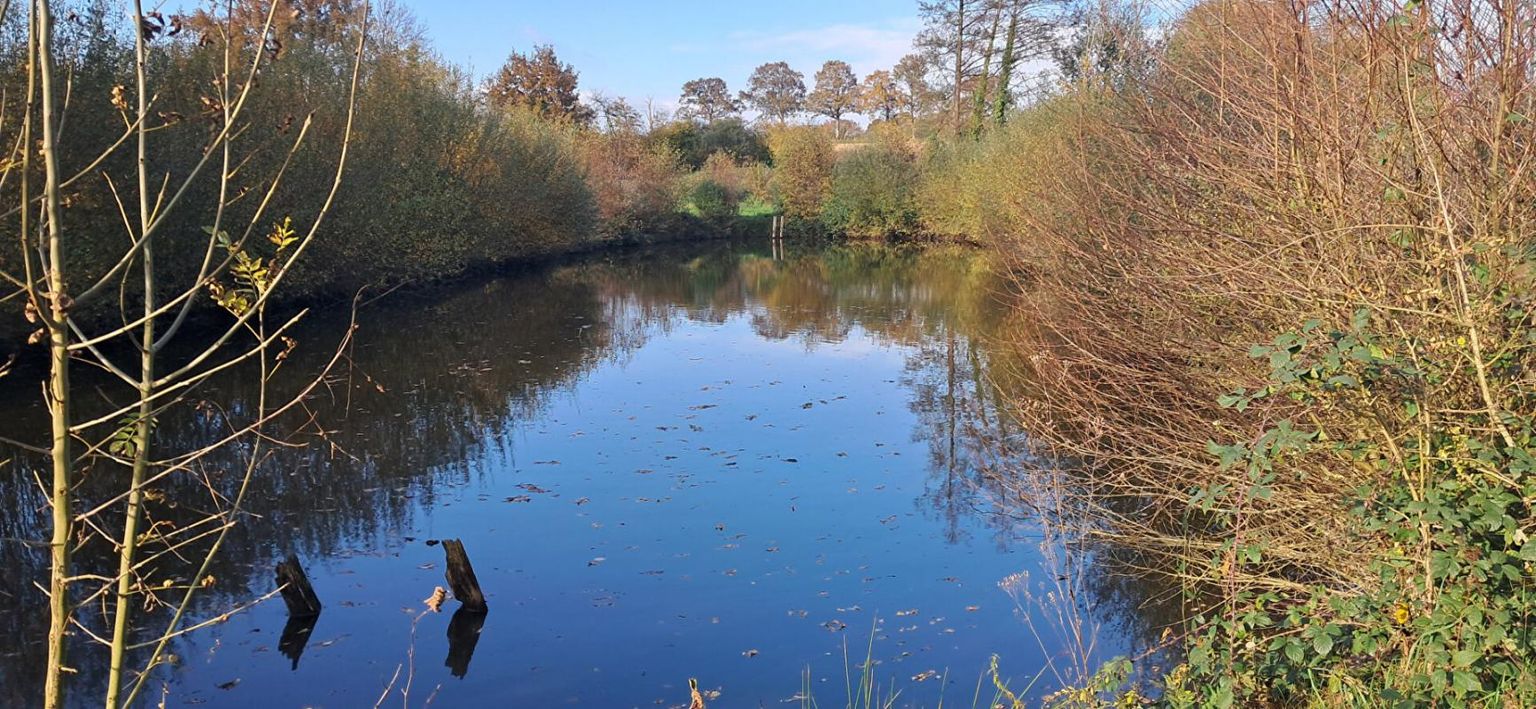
445;607;487;678
278;613;320;670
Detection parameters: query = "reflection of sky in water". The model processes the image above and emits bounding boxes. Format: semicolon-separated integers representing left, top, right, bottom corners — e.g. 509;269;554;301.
1;244;1136;706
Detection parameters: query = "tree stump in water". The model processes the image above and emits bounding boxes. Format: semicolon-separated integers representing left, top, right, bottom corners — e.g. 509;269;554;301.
441;539;488;612
274;555;322;617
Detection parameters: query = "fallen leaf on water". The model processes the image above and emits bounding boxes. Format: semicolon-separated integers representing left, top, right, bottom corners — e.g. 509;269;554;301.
505;495;532;503
588;557;606;567
575;497;590;505
896;609;919;617
965;605;981;612
823;619;847;632
216;679;240;690
742;649;759;658
912;670;939;682
424;586;446;613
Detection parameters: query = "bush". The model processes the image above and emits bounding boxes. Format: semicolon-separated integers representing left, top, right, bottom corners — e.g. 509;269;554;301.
579;131;685;238
929;0;1536;704
821;143;920;238
767;126;835;220
682;177;738;226
649;117;770;169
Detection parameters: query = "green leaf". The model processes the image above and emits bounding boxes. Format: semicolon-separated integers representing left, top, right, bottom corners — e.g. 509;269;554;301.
1283;641;1304;664
1312;633;1334;657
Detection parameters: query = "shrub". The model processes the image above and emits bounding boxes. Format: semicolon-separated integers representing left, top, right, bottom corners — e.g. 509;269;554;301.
768;126;835;220
821;143;920;238
682;177;738;226
649;117;770;169
579;131;684;238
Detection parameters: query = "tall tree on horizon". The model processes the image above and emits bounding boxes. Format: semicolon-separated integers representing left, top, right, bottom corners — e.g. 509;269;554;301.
859;70;902;123
807;60;860;137
741;61;807;126
893;53;933;135
485;44;595;124
678;77;741;123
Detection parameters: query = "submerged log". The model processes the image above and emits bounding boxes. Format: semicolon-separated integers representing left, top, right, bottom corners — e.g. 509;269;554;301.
274;555;322;617
441;539;487;612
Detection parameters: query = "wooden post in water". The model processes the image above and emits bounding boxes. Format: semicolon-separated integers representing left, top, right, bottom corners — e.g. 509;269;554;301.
274;555;322;617
442;539;488;612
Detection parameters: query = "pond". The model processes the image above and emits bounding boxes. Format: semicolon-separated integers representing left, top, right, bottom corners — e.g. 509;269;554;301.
0;241;1139;707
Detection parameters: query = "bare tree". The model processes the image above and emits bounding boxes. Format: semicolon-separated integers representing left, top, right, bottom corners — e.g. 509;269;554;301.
0;2;368;706
893;53;933;135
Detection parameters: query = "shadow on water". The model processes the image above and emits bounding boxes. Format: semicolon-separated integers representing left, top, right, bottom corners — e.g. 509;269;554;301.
0;240;1161;706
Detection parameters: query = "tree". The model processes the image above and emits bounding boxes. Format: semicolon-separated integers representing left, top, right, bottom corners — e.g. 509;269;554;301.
993;3;1021;126
969;5;1004;138
806;60;860;137
893;53;933;130
1051;0;1151;89
6;2;367;706
485;44;595;124
917;0;995;134
678;77;740;123
649;117;770;169
644;96;671;131
593;93;643;133
741;61;806;126
858;70;902;123
769;127;835;219
988;1;1050;126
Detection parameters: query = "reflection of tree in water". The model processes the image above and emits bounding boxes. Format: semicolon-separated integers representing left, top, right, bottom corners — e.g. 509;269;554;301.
0;239;1112;702
0;266;643;703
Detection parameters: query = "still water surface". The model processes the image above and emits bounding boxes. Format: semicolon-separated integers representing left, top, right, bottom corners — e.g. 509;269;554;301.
1;241;1132;706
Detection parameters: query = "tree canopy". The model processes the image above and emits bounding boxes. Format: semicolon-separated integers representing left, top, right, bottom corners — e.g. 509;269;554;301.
485;44;595;124
740;61;806;126
806;60;860;135
678;77;741;123
859;70;902;123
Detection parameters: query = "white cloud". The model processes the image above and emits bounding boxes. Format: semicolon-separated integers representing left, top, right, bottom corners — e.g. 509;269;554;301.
731;18;922;76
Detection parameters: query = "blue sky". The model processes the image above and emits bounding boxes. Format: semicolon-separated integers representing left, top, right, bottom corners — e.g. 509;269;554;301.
394;0;922;113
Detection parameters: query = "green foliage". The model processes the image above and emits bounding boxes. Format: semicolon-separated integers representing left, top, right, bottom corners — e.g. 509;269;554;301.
683;177;738;226
1175;304;1536;706
769;126;835;221
649;117;770;170
821;144;920;238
